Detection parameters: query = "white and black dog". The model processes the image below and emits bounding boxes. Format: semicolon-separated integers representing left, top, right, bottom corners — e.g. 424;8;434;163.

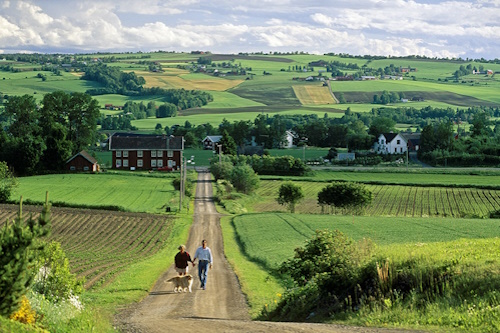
166;274;193;293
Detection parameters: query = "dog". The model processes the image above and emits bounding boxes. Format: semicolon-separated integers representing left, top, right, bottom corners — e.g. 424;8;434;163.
166;274;193;293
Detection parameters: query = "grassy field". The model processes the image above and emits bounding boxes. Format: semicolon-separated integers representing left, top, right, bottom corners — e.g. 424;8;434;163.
231;213;500;268
14;172;183;213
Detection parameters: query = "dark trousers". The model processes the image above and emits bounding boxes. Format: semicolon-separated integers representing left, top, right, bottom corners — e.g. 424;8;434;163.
198;260;209;287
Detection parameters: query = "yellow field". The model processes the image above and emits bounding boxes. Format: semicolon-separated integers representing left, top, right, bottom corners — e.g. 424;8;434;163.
292;85;336;105
135;70;244;91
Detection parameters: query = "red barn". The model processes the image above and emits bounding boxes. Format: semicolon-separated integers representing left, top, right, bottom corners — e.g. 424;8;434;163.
66;150;100;172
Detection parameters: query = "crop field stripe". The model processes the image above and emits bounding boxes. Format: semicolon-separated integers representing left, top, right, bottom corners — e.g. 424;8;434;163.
450;188;460;217
481;189;498;212
469;189;484;216
488;189;500;208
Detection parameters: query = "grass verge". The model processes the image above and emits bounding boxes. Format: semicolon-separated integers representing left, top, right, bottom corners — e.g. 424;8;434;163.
220;214;284;319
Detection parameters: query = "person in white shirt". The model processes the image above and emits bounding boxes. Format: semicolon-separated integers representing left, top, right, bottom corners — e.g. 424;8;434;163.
192;239;213;290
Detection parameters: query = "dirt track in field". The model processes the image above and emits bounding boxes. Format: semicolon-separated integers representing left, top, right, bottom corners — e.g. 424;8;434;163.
114;171;424;333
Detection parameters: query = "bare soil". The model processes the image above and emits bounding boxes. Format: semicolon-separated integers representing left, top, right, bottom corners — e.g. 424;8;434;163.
114;171;425;333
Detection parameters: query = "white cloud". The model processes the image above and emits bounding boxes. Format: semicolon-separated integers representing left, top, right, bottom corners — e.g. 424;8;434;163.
0;0;498;58
310;13;334;27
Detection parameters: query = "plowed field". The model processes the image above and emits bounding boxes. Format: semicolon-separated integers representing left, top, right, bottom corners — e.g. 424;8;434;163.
0;204;174;289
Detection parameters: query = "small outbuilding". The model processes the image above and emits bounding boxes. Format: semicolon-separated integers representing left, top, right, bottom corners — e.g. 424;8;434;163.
66;150;100;172
202;135;222;150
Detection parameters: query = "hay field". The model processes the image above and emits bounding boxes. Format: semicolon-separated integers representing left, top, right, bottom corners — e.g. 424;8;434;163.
134;70;244;91
292;85;336;105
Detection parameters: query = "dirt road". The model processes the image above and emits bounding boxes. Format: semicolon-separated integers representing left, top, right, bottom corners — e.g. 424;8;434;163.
115;171;423;333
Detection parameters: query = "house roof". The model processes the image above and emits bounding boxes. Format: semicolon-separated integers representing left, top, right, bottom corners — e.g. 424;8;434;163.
202;135;222;143
66;150;98;164
109;133;184;150
380;132;399;142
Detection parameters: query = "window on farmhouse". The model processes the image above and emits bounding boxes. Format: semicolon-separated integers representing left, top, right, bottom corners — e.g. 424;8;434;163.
151;160;157;167
84;166;89;171
123;160;128;167
157;160;163;167
116;151;122;158
397;140;400;144
116;159;122;167
123;151;129;157
138;150;143;158
167;150;173;157
394;148;397;153
157;151;163;158
138;159;143;167
151;150;157;158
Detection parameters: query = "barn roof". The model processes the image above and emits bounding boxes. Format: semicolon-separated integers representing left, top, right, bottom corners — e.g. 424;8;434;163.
66;150;98;164
108;133;184;150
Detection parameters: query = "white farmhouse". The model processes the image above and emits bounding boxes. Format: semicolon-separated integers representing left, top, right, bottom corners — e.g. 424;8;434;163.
374;133;407;154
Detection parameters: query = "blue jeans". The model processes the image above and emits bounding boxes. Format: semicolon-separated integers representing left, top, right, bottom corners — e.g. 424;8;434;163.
198;260;209;287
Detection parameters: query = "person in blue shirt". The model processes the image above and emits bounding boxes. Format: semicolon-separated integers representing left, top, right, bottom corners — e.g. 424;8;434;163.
192;239;213;290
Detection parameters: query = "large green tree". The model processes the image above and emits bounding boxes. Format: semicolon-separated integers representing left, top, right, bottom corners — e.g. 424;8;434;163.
276;182;304;213
368;117;396;137
317;182;372;214
218;130;237;155
3;95;45;175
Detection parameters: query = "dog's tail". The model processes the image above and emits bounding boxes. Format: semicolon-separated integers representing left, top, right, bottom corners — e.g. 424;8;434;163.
166;277;176;283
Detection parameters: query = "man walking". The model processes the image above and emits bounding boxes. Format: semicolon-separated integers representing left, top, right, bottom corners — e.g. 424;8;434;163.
192;239;213;290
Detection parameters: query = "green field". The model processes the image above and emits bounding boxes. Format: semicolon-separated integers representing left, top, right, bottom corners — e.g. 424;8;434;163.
232;213;500;268
14;172;183;213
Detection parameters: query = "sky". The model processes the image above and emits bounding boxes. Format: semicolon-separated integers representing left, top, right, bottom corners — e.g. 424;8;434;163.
0;0;499;59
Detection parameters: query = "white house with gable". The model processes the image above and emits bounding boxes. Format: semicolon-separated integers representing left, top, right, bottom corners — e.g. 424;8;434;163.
374;133;407;154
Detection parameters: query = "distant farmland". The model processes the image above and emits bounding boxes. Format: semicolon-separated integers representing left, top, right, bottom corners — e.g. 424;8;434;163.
292;85;336;105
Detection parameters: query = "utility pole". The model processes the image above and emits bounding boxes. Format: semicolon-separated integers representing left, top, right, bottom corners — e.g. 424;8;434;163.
218;144;222;163
406;143;409;172
179;153;183;212
183;157;187;211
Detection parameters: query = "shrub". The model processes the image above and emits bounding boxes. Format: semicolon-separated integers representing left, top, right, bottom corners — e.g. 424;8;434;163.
317;182;372;214
229;165;259;194
271;230;373;321
32;241;84;303
209;161;234;180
